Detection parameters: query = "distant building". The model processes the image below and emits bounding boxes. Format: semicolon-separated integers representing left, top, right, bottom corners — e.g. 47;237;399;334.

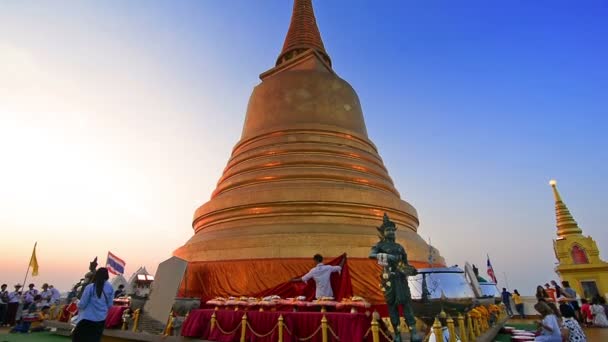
126;266;155;298
550;180;608;299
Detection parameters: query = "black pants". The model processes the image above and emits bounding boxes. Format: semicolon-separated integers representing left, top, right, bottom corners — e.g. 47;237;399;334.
72;319;105;342
0;303;7;324
6;302;18;325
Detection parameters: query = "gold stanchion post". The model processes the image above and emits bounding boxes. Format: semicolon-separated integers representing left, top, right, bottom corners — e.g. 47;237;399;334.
447;315;456;342
278;314;284;342
210;312;216;332
132;308;141;332
457;313;467;342
321;314;328;342
466;314;475;340
432;317;442;342
240;313;247;342
371;316;380;342
121;311;128;331
400;317;409;333
163;310;174;336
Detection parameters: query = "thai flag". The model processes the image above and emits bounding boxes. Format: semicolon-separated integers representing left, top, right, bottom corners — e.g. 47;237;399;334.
486;255;497;283
106;251;126;275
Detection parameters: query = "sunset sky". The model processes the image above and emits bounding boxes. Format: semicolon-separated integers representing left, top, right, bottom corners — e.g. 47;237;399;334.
1;1;606;295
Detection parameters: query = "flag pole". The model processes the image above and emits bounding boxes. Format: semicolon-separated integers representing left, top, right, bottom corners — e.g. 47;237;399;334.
21;242;36;291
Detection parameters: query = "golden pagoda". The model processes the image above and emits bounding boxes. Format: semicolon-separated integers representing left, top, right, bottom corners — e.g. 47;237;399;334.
174;0;444;303
550;180;608;299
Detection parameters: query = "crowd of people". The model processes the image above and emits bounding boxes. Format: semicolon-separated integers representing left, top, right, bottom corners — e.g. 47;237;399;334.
0;282;61;327
0;268;115;342
501;280;608;342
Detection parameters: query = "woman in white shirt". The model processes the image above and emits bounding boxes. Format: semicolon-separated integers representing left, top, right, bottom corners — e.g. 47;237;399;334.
591;297;608;327
534;302;562;342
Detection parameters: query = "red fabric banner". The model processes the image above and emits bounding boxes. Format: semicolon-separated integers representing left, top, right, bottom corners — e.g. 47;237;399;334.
256;254;352;301
179;256;442;305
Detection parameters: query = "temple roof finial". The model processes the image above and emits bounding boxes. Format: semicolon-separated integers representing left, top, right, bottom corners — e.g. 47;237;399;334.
549;180;583;237
276;0;331;67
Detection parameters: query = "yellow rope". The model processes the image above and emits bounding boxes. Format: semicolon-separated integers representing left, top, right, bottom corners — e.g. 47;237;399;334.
327;324;341;340
283;323;323;341
363;327;372;338
378;326;394;342
214;320;243;335
245;321;279;338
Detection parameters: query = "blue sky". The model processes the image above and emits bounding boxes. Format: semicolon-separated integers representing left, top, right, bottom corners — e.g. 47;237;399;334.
0;1;606;294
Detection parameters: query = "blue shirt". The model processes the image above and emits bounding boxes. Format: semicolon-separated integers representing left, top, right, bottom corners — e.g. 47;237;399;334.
77;282;114;322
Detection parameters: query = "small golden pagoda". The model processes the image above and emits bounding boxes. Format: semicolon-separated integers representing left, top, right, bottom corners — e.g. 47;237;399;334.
550;180;608;299
174;0;443;302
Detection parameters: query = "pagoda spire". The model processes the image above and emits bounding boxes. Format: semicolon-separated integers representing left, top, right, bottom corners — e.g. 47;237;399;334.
549;180;583;237
276;0;331;67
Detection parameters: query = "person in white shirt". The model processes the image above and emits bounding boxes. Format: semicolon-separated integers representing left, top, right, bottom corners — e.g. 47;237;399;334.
534;301;562;342
40;283;53;305
49;285;61;305
291;254;345;299
6;284;22;326
23;283;38;310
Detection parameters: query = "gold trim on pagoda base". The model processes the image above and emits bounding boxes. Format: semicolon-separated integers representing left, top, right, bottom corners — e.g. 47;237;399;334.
175;225;441;263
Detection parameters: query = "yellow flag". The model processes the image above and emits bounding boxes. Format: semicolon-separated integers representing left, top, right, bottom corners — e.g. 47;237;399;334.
29;243;39;276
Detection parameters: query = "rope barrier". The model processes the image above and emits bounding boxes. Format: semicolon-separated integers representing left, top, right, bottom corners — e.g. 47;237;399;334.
363;326;372;338
214;320;242;335
245;321;279;338
283;323;324;342
378;326;394;342
327;324;341;340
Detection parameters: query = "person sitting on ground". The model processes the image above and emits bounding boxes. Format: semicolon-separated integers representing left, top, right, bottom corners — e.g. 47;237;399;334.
29;305;51;333
580;299;593;327
534;301;562;341
591;296;608;327
11;295;43;333
559;303;586;342
290;254;345;300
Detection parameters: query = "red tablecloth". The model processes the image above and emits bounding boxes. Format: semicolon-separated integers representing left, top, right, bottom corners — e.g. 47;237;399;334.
105;306;128;329
182;309;389;342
